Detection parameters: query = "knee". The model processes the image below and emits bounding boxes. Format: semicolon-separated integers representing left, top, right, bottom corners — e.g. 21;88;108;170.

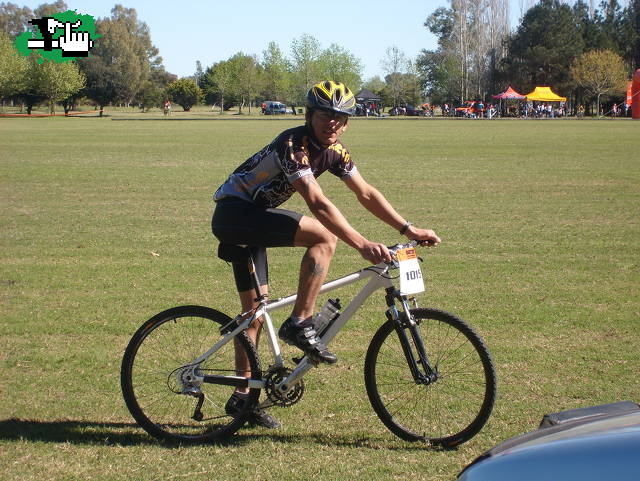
319;231;337;255
309;229;337;259
295;216;337;255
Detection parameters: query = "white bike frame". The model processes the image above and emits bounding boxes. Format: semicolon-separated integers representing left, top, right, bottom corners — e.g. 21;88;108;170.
193;261;401;392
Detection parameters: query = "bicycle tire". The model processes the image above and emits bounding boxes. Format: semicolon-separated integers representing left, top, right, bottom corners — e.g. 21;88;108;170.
120;305;261;443
364;308;496;447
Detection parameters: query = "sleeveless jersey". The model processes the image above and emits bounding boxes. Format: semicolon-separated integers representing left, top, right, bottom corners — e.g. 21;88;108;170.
214;125;357;208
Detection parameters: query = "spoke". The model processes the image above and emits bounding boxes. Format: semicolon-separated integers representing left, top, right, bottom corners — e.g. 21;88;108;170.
369;313;493;443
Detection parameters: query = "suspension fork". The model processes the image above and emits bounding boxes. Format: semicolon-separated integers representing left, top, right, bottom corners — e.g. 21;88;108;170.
384;288;438;384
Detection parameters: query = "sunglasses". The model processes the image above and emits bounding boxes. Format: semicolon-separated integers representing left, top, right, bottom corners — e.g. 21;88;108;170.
315;110;349;124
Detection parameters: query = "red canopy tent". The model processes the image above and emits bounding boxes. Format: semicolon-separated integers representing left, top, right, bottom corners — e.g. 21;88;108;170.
492;86;526;99
491;86;525;117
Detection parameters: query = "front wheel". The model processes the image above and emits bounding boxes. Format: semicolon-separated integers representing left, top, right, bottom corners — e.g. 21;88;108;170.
364;308;496;447
120;305;261;443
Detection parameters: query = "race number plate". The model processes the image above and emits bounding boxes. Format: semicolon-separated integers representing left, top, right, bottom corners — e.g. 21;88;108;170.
397;247;424;295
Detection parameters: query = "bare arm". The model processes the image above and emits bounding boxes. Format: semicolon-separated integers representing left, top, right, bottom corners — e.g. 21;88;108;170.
343;171;441;246
292;175;391;263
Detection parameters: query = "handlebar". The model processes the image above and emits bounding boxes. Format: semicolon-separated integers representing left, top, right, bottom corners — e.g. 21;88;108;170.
387;240;419;256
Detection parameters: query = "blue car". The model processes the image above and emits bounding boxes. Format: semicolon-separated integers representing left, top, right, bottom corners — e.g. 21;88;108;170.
458;401;640;481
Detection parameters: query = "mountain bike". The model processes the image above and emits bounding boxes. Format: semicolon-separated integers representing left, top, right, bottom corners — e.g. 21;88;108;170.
120;241;496;447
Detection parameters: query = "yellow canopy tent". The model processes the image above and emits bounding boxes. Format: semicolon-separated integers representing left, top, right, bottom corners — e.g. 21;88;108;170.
526;86;567;102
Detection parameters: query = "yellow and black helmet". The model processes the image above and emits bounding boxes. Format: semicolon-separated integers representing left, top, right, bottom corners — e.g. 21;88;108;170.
306;81;356;116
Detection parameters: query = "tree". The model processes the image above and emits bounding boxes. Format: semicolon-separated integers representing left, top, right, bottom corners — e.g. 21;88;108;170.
136;79;162;111
596;0;625;54
418;6;463;102
136;65;175;111
79;18;141;107
78;5;163;108
35;56;84;113
203;59;237;112
619;0;640;70
20;53;84;113
500;0;585;94
110;5;162;70
165;78;202;111
571;49;628;114
381;46;411;106
33;1;67;18
0;2;32;39
150;65;177;89
416;48;461;103
261;41;290;102
452;0;471;101
230;52;263;114
290;33;322;103
362;75;386;97
483;0;511;97
573;0;609;52
318;43;363;92
194;60;204;88
0;29;28;99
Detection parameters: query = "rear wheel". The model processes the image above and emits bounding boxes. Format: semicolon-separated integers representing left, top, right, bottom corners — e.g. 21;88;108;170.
364;308;496;447
121;305;261;443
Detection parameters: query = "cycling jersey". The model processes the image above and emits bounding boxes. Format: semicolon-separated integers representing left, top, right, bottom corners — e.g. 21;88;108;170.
214;125;357;208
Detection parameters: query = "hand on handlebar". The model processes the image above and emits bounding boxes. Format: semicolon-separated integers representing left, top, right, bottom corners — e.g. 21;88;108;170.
405;226;441;247
358;241;392;264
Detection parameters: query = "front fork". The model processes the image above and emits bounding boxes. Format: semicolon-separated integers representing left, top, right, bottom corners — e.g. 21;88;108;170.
385;288;438;384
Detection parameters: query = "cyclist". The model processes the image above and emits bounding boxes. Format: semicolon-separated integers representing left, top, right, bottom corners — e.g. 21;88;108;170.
212;80;441;428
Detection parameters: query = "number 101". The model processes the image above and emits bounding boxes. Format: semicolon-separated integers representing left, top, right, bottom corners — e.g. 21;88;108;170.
405;270;422;280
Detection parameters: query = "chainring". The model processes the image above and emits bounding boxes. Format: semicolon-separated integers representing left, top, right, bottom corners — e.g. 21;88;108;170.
264;366;304;407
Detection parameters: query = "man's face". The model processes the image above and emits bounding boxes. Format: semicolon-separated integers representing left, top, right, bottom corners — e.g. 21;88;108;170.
308;109;349;146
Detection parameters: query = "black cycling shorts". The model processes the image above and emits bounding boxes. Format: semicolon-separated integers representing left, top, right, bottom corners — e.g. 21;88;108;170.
212;197;302;292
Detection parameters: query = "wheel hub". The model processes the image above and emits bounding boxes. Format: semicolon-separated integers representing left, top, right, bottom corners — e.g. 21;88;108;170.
168;364;203;393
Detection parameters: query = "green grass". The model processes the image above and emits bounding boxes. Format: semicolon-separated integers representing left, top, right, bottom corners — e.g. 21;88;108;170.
1;115;639;480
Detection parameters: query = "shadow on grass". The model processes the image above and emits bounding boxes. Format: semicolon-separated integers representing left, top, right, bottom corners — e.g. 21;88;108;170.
0;418;454;452
231;431;456;452
0;418;157;446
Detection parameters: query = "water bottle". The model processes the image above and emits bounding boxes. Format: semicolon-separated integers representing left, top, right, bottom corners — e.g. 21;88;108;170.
313;298;341;336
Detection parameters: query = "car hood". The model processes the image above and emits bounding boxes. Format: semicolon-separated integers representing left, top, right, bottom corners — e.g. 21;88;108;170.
458;410;640;481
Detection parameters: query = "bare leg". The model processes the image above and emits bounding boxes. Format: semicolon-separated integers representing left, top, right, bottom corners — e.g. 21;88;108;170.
234;284;267;394
234;215;337;387
290;216;337;319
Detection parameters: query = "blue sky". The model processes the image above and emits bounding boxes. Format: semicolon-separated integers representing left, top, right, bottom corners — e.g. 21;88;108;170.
20;1;523;80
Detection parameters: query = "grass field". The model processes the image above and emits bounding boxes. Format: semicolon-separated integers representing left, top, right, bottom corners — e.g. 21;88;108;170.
1;114;639;481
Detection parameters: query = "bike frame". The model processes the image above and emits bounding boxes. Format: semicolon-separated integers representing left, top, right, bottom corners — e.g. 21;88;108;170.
194;261;410;393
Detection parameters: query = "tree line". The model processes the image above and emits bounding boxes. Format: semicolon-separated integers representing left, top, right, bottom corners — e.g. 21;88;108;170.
1;2;174;113
1;1;638;115
419;0;639;113
0;2;422;114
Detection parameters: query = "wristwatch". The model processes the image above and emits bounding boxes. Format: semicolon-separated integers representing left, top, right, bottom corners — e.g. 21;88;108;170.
399;221;412;235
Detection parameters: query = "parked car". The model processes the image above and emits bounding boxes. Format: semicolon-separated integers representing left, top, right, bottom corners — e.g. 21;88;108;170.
458;401;640;481
455;100;478;117
264;101;286;115
390;104;423;116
